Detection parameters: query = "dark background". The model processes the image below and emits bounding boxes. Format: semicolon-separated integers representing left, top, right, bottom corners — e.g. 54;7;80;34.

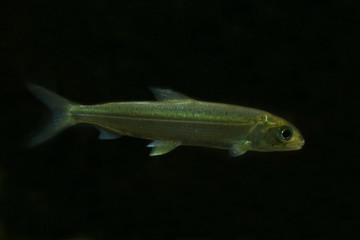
0;0;358;239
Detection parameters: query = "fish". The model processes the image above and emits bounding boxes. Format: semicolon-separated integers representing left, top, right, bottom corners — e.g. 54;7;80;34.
26;83;304;156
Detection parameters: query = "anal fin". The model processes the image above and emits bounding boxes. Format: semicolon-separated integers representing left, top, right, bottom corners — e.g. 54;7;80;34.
147;140;181;156
97;128;121;140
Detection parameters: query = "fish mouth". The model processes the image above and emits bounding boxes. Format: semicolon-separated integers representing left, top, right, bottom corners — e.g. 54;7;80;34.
285;137;305;150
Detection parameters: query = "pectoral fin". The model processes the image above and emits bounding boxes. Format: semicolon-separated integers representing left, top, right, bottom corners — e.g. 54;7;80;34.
229;142;250;157
97;128;121;140
147;140;181;156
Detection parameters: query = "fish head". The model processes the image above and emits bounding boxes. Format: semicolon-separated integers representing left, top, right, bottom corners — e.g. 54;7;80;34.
251;113;305;152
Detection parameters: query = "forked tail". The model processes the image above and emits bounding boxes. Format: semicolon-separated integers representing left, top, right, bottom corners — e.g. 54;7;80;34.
26;83;79;147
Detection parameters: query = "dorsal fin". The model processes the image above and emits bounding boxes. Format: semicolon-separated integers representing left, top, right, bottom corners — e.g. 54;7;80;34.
150;88;194;101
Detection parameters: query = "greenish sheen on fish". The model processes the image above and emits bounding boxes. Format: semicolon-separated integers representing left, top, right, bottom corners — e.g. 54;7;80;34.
26;83;304;156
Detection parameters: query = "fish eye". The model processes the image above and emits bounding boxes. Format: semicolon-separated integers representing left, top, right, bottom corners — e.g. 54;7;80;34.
276;126;293;142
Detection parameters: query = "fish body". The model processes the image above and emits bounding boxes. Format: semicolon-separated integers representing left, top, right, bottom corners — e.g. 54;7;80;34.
27;84;304;156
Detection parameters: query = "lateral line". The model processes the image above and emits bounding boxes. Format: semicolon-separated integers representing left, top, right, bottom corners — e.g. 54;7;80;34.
72;113;253;126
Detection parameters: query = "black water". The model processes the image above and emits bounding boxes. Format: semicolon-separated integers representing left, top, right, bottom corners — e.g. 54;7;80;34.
1;1;358;239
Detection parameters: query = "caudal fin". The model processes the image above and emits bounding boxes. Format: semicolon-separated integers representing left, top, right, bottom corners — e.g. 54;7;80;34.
26;83;78;147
